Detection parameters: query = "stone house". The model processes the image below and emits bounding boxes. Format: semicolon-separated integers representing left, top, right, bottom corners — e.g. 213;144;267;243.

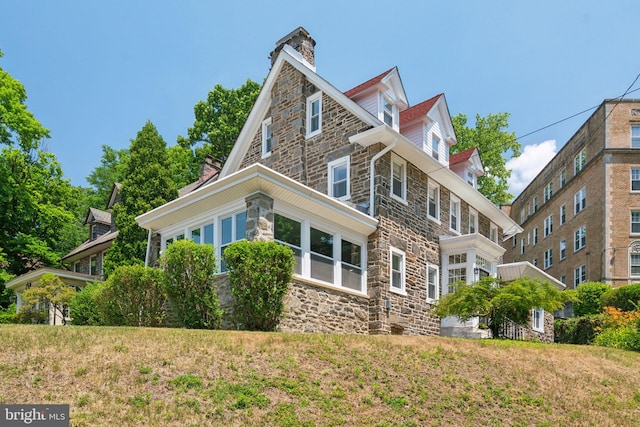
137;27;561;340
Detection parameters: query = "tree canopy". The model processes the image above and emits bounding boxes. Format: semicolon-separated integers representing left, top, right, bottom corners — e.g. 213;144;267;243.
452;112;521;204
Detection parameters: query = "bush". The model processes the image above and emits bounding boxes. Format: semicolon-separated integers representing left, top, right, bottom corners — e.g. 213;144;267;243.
554;315;603;344
600;283;640;312
0;302;17;324
70;282;105;326
593;307;640;351
574;282;611;317
160;240;221;329
224;240;294;331
99;265;167;327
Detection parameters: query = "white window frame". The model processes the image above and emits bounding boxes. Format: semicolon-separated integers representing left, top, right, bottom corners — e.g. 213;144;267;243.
328;156;350;201
630;243;640;278
574;225;586;252
432;135;440;161
560;239;566;260
543;248;553;270
533;227;538;245
631;168;640;192
261;117;273;158
544;215;553;237
532;308;544;333
574;187;586;215
306;92;322;138
560;204;566;226
390;153;407;203
427;181;440;222
450;195;461;234
469;208;478;234
380;94;398;130
520;238;525;255
632;210;640;235
574;149;586;175
426;263;439;303
220;210;247;272
390;247;406;295
544;182;553;203
574;265;586;288
560;169;566;188
89;255;97;276
532;196;538;212
490;223;498;243
632;125;640;149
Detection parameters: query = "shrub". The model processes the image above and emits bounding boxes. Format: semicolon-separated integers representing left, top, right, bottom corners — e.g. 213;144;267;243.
600;283;640;312
573;282;611;317
160;240;221;329
593;306;640;351
554;315;603;344
99;265;167;327
224;240;294;331
0;302;17;324
70;282;105;326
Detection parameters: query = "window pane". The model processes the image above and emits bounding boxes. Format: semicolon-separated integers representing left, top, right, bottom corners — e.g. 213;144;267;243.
204;224;214;245
341;265;362;291
235;211;246;241
191;228;201;244
341;240;361;268
311;253;334;283
310;227;333;257
274;214;301;247
221;217;232;245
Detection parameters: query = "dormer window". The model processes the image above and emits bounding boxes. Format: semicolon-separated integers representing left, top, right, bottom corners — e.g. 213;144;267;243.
380;94;398;129
432;136;440;161
306;92;322;138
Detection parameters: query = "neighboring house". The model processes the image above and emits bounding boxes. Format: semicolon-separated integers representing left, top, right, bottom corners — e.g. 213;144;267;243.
503;99;640;300
137;27;560;340
6;185;120;324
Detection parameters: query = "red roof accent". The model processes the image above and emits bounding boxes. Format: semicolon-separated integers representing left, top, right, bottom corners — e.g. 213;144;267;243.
344;68;396;98
449;147;477;166
399;94;443;125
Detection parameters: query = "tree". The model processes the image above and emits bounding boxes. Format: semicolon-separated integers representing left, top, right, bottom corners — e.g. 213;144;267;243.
573;282;611;317
0;50;50;152
20;273;75;325
86;144;130;207
160;240;222;329
178;79;261;168
452;113;521;204
103;121;177;275
435;276;570;339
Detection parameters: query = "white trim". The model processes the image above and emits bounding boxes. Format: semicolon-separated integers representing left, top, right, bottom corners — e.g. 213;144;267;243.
261;117;273;158
427;180;440;223
389;247;406;295
532;308;544;333
468;207;478;234
449;194;461;234
426;262;439;303
390;153;407;203
328;156;350;201
306;92;322;138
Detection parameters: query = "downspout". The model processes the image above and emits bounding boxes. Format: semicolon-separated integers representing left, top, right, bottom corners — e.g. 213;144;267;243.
369;138;397;217
144;229;153;267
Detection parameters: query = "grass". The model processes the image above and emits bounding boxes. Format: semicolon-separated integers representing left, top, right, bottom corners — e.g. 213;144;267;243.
1;325;640;426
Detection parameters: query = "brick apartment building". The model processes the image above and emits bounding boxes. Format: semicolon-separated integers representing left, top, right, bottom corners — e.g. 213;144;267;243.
503;99;640;290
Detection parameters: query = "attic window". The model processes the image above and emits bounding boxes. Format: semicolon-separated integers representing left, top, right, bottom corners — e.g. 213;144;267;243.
380;94;397;129
306;92;322;138
262;118;273;157
432;136;440;161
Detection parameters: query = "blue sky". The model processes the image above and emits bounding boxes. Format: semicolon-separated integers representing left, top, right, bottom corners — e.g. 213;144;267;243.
2;1;639;197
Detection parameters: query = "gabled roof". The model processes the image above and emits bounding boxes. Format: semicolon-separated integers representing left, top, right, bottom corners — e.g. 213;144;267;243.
399;94;443;125
450;147;484;177
344;67;409;110
61;230;118;263
84;207;111;226
107;183;121;210
344;67;395;98
449;147;476;165
5;267;100;291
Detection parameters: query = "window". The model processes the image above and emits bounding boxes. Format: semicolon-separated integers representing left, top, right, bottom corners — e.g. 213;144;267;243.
560;204;566;226
574;265;586;288
574;226;586;252
560;240;566;260
328;156;350;200
310;227;334;283
306;92;322;137
90;255;97;276
432;135;440;161
533;258;538;267
532;308;544;333
73;262;79;273
574;149;586;175
544;249;553;269
190;227;201;244
560;275;566;285
632;211;640;234
560;169;566;188
390;247;406;294
533;196;538;213
381;95;396;128
426;263;439;303
427;182;440;221
631;252;640;277
262;118;273;157
574;187;586;215
274;214;302;275
447;268;467;287
450;195;461;233
469;208;478;234
533;227;538;245
391;154;406;202
466;171;475;187
544;215;553;237
490;224;498;243
220;211;247;271
632;168;640;191
520;208;525;225
341;239;363;291
544;182;553;202
632;126;640;148
520;238;525;255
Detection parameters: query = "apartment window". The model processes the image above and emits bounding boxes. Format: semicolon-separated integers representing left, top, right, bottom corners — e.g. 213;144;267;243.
426;263;439;303
574;149;586;175
559;204;566;226
560;240;566;260
328;156;350;200
630;243;640;277
520;208;526;225
391;154;406;202
450;195;461;233
533;227;538;245
632;210;640;234
220;211;247;271
427;182;440;221
490;224;498;243
544;182;553;202
432;135;440;161
632;168;640;191
261;118;273;157
560;275;566;285
390;247;406;294
533;196;538;212
574;187;586;215
90;255;97;276
544;249;553;270
306;92;322;137
469;208;478;234
632;126;640;148
560;169;566;188
274;214;302;275
532;308;544;333
544;215;553;237
574;265;586;288
520;238;525;255
512;235;517;248
574;226;586;252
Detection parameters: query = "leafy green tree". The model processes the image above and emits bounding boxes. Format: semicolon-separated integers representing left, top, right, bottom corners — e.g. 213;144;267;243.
573;282;611;317
69;281;105;326
167;144;197;189
452;113;521;204
0;50;50;152
224;240;294;331
160;240;222;329
103;121;177;275
436;276;570;339
20;273;76;325
178;79;261;167
86;144;130;207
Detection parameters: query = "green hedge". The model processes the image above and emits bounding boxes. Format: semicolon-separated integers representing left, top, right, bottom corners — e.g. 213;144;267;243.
574;282;611;317
554;315;603;345
600;283;640;312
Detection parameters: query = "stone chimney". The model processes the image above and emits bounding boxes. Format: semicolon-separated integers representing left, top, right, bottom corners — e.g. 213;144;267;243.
199;155;221;180
270;26;316;67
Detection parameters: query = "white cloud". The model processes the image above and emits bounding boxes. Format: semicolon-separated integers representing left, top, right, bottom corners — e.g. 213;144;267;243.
506;140;558;198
